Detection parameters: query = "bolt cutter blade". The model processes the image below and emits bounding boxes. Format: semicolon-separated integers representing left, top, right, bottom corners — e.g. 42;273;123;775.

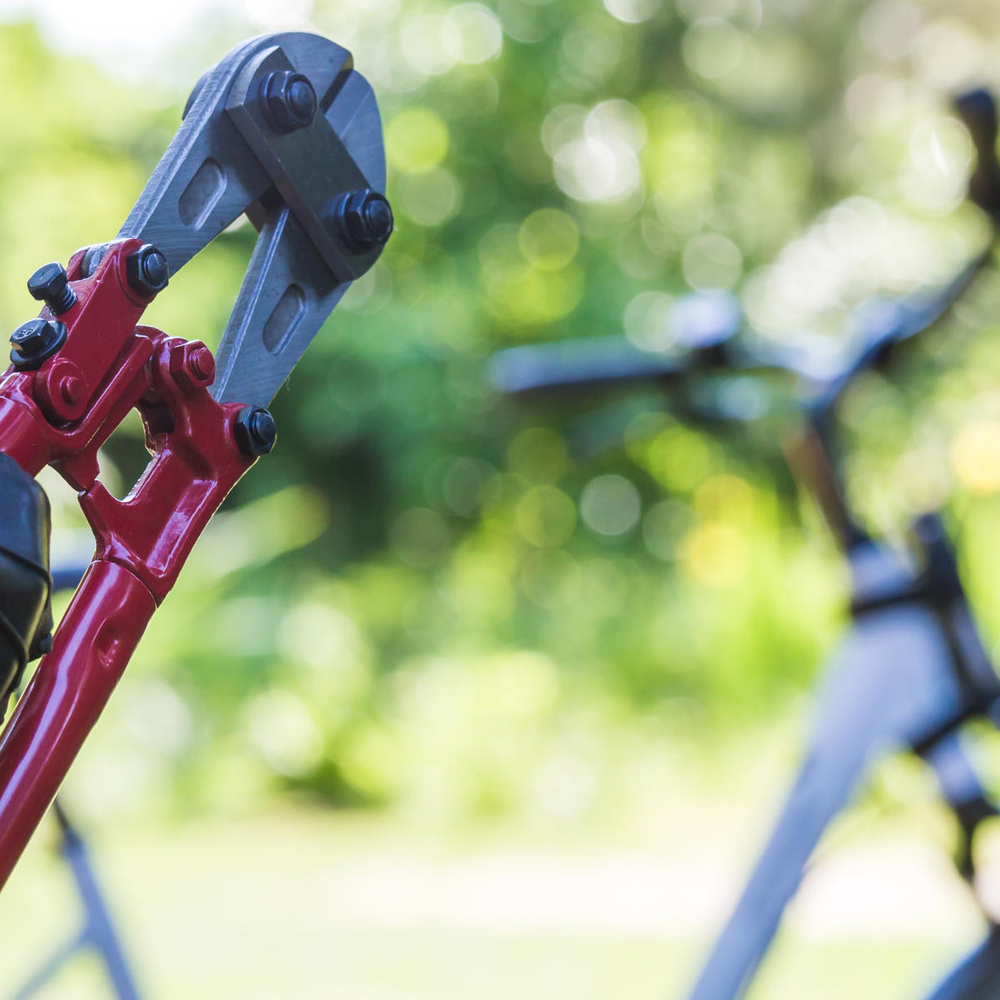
117;35;280;275
118;31;390;409
210;203;349;408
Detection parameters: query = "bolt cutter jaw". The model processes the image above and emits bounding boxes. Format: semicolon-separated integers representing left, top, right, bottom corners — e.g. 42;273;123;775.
119;31;391;409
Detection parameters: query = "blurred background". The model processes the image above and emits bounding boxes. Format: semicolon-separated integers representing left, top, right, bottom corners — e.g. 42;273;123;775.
4;0;1000;997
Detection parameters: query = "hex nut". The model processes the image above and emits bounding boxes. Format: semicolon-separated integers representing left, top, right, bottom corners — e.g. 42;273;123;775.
338;190;394;252
126;245;169;298
168;341;216;393
260;71;317;133
9;318;67;371
233;405;277;457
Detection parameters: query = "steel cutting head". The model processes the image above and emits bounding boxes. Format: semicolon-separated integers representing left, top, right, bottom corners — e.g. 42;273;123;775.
118;32;391;408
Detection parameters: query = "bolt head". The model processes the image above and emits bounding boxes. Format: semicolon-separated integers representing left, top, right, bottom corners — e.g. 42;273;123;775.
288;79;315;121
27;262;75;315
12;320;49;353
9;318;67;370
261;71;317;133
58;375;82;406
338;190;394;252
126;244;169;298
190;345;214;382
168;340;216;392
234;405;277;457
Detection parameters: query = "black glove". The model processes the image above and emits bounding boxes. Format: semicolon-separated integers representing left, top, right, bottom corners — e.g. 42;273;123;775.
0;452;52;722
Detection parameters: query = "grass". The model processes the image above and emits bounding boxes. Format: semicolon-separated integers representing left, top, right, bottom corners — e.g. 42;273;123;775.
0;804;988;1000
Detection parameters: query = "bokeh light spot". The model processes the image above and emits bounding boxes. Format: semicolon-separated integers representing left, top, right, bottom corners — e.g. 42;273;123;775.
518;208;580;270
951;421;1000;496
679;522;749;588
390;507;452;566
483;651;560;719
693;474;755;521
603;0;661;24
682;17;745;80
646;425;714;492
401;13;458;76
443;3;503;64
624;290;674;352
548;100;644;204
508;427;568;483
387;107;449;174
397;167;461;226
580;474;642;537
642;499;694;561
246;690;323;778
682;232;743;290
515;486;577;547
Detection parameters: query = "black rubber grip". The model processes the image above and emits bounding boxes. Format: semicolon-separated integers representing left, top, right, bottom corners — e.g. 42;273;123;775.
0;452;52;722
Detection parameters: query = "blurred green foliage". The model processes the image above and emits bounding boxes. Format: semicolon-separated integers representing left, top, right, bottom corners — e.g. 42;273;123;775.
6;0;1000;827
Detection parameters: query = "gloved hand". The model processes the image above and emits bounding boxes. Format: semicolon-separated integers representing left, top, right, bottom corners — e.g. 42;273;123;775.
0;452;52;721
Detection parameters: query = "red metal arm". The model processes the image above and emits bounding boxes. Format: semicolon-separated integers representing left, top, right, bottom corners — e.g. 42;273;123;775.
0;29;391;893
0;240;255;886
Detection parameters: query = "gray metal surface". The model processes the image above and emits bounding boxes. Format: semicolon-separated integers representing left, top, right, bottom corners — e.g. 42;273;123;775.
117;35;276;273
225;45;380;284
211;204;349;407
118;32;388;408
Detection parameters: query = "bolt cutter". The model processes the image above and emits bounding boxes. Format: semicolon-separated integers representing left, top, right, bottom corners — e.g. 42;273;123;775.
0;31;391;889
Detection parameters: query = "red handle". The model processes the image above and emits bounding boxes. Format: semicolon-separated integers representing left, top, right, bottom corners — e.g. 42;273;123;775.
0;561;155;886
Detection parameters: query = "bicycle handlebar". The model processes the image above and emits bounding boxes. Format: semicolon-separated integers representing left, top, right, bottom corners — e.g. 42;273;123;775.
488;290;742;397
492;88;1000;427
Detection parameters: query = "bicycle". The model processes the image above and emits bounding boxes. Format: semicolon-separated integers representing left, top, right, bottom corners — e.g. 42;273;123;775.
490;87;1000;1000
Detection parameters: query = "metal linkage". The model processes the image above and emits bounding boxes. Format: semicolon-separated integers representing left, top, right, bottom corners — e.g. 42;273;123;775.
0;32;390;890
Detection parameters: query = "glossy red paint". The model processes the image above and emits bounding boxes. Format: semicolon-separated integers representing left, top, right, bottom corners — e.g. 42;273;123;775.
0;241;256;886
0;562;154;885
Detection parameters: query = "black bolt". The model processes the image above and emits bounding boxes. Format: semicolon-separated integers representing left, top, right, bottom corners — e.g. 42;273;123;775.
260;71;317;134
233;406;277;457
9;318;67;370
125;244;169;298
337;190;394;252
27;262;76;315
11;321;50;353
